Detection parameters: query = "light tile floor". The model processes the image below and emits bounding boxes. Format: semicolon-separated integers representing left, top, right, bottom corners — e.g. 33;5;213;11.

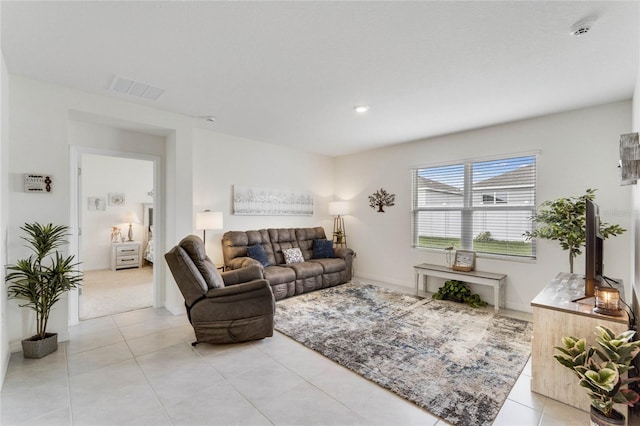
0;282;610;426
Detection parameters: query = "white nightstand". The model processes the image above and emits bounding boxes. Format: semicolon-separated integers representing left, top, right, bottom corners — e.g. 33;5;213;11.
111;242;142;271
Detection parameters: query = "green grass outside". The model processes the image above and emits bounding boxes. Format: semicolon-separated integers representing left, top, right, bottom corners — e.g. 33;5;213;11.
417;236;533;257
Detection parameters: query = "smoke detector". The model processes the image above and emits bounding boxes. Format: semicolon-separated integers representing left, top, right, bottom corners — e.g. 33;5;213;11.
570;20;594;37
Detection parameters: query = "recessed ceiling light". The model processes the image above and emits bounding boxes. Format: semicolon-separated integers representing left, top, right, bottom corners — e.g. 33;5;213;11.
354;105;370;114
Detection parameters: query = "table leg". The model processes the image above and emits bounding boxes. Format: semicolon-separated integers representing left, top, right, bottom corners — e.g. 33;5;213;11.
494;284;500;313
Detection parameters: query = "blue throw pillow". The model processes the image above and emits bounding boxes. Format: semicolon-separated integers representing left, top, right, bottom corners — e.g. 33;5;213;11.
246;244;271;267
313;239;335;259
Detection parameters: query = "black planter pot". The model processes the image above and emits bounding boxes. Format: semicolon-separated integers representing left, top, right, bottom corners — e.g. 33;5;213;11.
21;333;58;359
590;407;625;426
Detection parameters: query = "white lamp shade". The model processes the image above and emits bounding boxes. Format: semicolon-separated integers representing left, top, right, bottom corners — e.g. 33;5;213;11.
328;201;350;216
196;211;223;230
124;212;141;224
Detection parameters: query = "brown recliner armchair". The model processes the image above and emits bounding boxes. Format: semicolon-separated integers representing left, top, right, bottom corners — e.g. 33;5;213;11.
165;235;275;345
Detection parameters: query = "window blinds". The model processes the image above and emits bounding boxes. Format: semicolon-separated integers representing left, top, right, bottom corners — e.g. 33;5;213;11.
412;155;537;258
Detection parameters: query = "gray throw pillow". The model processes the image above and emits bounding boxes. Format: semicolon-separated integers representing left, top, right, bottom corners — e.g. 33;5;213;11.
283;247;304;264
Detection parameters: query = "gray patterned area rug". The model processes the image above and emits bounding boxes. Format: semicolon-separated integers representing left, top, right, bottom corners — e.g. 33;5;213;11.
274;282;532;426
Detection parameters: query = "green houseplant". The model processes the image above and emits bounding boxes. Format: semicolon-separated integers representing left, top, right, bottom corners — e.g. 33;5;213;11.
524;189;625;273
432;279;487;308
5;223;82;358
554;325;640;425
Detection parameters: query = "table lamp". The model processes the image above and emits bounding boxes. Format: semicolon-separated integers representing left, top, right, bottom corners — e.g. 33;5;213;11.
124;212;141;242
593;287;622;317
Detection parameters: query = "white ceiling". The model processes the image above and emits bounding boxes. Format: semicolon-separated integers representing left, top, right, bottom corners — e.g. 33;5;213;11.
1;1;638;157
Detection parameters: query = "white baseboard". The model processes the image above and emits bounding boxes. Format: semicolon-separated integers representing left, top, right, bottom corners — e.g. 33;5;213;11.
353;272;533;314
354;272;413;289
9;329;71;354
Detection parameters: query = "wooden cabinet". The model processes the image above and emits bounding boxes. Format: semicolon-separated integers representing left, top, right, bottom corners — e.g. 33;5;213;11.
531;273;629;416
111;242;141;271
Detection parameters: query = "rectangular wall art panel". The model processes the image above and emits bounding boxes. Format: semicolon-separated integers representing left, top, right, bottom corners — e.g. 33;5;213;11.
233;185;313;216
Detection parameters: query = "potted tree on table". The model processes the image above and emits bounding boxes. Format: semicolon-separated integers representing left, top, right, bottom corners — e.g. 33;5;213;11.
554;325;640;426
5;223;82;358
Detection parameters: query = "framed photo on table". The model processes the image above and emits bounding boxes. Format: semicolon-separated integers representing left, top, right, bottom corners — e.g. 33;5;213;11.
452;250;476;272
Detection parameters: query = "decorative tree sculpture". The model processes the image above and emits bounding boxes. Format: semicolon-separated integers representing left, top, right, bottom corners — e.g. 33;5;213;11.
368;188;396;212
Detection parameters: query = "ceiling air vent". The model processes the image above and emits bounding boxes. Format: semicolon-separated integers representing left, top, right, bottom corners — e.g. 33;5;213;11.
109;76;165;101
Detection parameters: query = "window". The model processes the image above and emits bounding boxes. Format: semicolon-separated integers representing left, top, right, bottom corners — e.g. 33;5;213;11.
412;154;536;258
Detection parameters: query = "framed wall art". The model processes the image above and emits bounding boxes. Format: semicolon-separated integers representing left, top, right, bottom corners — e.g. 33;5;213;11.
108;192;125;206
23;173;53;193
88;197;106;211
233;185;313;216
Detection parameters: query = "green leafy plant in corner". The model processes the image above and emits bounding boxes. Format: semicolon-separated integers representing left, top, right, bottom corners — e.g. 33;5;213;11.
432;279;487;308
523;189;625;273
554;325;640;420
5;223;83;341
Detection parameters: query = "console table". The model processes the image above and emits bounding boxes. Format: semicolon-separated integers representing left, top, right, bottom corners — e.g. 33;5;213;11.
413;263;506;312
531;273;629;415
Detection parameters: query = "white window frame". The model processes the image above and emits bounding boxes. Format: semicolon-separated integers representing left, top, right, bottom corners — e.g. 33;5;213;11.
412;153;537;259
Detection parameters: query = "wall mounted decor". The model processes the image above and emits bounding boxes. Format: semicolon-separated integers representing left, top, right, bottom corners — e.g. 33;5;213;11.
619;132;640;185
108;192;125;206
23;173;53;193
88;197;106;211
233;185;313;216
368;188;396;212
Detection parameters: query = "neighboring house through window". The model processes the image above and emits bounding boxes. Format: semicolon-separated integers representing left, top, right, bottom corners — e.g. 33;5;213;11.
412;154;537;258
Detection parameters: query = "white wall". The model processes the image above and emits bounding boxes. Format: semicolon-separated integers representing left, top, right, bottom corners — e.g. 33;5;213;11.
193;130;335;265
632;42;640;327
4;75;336;356
335;101;633;312
6;75;194;350
0;47;11;385
80;153;153;270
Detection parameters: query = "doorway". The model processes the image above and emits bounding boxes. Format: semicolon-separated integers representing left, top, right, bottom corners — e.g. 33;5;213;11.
78;153;155;320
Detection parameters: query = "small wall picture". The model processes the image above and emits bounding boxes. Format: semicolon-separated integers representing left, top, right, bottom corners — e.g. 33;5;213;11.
88;197;106;211
108;193;125;206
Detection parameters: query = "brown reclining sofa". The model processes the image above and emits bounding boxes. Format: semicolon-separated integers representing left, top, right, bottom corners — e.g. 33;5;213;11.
222;227;354;300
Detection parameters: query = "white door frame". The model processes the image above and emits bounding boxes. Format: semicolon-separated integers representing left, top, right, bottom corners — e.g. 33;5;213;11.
69;146;163;325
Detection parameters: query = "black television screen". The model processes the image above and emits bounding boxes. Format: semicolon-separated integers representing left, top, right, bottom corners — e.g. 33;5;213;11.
584;199;603;298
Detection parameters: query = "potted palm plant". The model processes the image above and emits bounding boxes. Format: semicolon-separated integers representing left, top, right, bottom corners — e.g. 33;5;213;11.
554;325;640;426
5;223;82;358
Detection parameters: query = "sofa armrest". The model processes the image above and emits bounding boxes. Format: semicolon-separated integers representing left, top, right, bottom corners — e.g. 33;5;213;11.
334;247;354;261
227;256;263;271
191;279;275;322
221;265;264;286
204;278;271;299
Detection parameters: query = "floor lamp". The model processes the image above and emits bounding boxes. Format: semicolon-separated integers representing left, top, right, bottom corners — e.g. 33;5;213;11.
328;201;349;248
196;210;223;243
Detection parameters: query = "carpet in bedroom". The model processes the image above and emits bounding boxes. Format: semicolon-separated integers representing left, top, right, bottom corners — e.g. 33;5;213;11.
80;266;153;320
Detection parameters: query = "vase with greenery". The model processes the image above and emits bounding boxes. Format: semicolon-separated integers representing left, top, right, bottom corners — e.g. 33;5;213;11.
524;189;625;273
5;223;82;358
554;325;640;425
432;279;487;308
